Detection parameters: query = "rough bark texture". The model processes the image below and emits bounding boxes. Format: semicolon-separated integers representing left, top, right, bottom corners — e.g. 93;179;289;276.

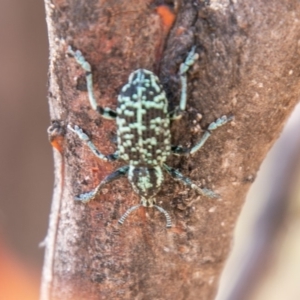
42;1;300;300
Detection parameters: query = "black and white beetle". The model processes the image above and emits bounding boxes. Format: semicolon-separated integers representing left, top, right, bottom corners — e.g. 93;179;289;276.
67;46;231;227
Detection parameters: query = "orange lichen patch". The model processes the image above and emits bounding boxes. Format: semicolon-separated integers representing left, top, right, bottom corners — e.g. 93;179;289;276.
50;135;64;153
48;121;65;154
155;5;176;33
153;5;177;71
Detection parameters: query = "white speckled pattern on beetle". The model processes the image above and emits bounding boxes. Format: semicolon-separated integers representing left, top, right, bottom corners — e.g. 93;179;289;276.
67;46;232;227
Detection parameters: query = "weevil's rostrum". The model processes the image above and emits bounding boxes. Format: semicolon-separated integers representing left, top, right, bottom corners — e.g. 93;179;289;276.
67;46;232;227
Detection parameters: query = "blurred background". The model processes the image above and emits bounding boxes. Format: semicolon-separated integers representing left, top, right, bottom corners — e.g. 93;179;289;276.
0;1;299;300
0;0;50;299
218;104;300;300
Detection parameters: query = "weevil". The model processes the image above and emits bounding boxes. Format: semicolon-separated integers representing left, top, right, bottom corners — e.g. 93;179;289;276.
67;46;232;227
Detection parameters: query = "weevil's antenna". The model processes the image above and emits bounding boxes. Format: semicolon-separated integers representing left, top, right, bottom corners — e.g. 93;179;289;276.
118;205;141;225
154;205;172;228
118;204;172;228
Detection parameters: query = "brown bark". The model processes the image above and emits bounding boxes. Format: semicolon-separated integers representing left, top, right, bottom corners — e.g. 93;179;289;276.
42;0;300;299
217;113;300;300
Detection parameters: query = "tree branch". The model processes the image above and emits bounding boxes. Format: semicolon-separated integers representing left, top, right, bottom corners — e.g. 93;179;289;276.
42;1;300;299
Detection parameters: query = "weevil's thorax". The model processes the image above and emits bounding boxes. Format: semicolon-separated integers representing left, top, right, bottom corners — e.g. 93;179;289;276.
116;69;171;166
128;165;163;206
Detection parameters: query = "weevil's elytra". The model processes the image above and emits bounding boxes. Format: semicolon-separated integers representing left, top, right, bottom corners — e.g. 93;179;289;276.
67;45;232;228
116;69;171;166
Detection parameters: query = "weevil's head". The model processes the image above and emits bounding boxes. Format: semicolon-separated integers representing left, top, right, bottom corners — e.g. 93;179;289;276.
128;166;163;207
141;197;155;207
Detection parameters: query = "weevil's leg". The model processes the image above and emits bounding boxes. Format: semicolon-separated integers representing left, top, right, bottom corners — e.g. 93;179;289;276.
75;166;129;203
172;115;233;155
68;124;118;162
67;46;117;119
118;205;141;225
154;205;172;228
163;164;219;198
169;46;199;120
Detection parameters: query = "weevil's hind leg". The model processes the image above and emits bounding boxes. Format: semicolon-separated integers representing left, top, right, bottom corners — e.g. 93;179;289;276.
163;164;219;198
75;166;129;203
154;205;172;228
172;115;233;155
68;124;118;162
67;46;117;119
169;46;199;120
118;205;141;225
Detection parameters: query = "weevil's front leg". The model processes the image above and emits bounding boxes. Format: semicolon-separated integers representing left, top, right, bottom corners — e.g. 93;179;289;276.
172;115;233;155
170;46;199;120
67;46;117;119
68;125;118;162
163;164;219;198
75;166;129;203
